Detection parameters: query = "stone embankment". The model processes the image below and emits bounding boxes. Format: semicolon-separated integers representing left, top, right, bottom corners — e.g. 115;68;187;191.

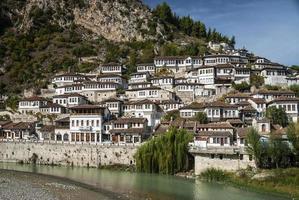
0;141;137;167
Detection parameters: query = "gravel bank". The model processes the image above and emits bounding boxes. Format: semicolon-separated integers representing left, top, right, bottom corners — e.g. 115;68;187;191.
0;170;112;200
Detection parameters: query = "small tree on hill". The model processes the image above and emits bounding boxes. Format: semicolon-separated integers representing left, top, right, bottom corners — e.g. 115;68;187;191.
194;112;208;124
250;74;264;88
246;128;263;167
266;107;289;127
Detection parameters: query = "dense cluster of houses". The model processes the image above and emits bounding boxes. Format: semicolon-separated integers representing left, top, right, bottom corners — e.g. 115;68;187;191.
1;48;299;151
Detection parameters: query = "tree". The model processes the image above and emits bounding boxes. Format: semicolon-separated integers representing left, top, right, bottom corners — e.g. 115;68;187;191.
266;107;289;127
229;36;236;48
286;123;299;159
152;2;174;24
194;112;208;124
232;82;250;92
135;128;193;174
268;136;292;168
289;85;299;97
179;16;194;36
163;110;180;121
250;74;264;88
246;128;263;167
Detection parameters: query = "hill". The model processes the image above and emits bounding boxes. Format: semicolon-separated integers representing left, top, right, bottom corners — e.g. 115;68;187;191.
0;0;234;95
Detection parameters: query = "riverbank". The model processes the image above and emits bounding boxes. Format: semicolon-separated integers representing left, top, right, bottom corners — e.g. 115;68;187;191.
200;168;299;199
0;169;121;200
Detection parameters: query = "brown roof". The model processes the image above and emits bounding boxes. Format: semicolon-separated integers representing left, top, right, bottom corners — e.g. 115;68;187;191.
21;96;47;102
112;118;147;124
225;93;250;98
101;97;123;103
196;122;233;129
269;97;299;104
226;119;243;124
53;73;85;78
136;63;154;66
3;122;34;130
70;105;106;110
53;93;86;98
101;62;121;66
125;99;156;105
0;121;12;126
55;117;70;123
109;128;145;135
236;128;250;138
126;86;162;91
250;98;266;104
241;105;256;112
40;125;55;132
255;90;295;95
215;64;234;69
196;131;232;137
180;101;237;110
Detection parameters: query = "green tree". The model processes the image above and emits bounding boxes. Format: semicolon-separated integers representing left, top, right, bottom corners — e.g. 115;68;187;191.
163;110;180;121
229;36;236;47
194;112;208;124
179;16;194;35
250;74;264;88
246;128;263;167
135;128;193;174
286;123;299;159
268;136;292;168
289;85;299;97
152;2;174;24
266;107;289;127
232;82;250;92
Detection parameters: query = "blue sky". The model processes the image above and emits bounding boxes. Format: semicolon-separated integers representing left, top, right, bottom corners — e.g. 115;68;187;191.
144;0;299;66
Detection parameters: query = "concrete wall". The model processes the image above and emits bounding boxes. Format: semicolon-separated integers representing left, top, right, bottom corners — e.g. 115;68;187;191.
194;154;255;175
0;142;137;167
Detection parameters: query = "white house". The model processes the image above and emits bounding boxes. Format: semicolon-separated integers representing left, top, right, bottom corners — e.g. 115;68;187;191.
136;63;156;75
97;63;126;75
18;96;49;114
108;118;149;144
125;86;176;102
150;76;174;91
100;97;124;118
123;99;164;129
260;67;287;86
267;97;299;122
129;72;151;84
52;93;89;108
52;73;87;87
69;105;110;143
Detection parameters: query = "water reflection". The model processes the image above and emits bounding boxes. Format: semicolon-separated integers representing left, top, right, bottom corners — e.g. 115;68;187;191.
0;163;289;200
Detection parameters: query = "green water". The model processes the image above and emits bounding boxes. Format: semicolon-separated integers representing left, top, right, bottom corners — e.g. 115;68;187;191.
0;163;290;200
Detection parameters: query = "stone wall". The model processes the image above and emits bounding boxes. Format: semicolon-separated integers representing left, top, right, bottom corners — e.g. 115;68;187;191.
194;154;255;175
0;142;137;167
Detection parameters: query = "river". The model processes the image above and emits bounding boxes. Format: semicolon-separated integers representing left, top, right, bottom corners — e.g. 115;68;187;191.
0;163;290;200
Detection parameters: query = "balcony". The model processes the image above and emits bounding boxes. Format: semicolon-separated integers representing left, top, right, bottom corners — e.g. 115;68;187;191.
79;126;92;131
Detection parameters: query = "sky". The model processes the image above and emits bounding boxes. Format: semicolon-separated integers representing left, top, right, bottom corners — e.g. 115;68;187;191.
143;0;299;66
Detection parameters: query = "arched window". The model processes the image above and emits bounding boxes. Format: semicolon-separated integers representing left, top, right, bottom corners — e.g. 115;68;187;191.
63;134;69;141
56;134;62;141
261;124;266;132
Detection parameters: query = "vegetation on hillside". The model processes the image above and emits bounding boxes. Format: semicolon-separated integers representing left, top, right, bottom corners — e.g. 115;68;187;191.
246;126;296;169
135;128;193;174
266;107;289;127
0;1;236;97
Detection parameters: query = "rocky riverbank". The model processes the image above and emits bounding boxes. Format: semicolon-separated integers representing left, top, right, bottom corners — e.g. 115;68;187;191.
0;170;114;200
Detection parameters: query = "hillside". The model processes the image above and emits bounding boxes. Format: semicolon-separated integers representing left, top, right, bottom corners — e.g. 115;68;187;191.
0;0;233;96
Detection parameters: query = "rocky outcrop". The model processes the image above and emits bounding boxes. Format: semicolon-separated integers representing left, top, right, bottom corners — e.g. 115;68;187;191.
4;0;165;42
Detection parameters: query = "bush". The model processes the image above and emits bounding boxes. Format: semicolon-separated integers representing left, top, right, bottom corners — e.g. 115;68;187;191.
200;168;229;181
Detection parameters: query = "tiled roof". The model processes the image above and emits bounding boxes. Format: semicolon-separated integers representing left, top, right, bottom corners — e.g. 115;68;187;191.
268;97;299;104
196;131;232;137
2;122;34;130
250;98;266;104
109;128;145;135
52;93;86;98
236;127;250;138
196;122;233;129
225;93;250;98
112;117;147;124
21;96;47;102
